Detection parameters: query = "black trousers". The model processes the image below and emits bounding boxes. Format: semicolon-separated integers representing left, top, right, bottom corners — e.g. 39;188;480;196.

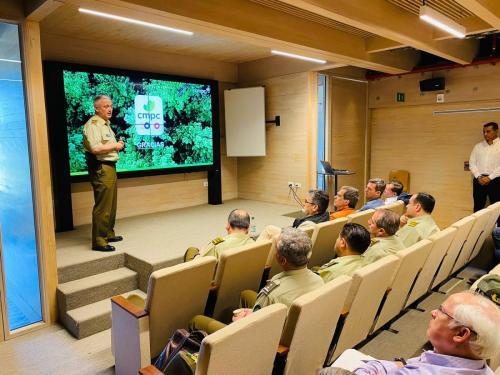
473;176;500;225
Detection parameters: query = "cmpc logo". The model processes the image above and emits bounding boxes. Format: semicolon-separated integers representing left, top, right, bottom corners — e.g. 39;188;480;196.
134;95;164;136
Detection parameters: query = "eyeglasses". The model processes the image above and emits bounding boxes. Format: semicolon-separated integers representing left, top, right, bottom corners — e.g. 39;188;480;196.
437;305;476;334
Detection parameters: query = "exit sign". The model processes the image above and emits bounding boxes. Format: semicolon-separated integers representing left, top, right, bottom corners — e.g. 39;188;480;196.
396;92;405;102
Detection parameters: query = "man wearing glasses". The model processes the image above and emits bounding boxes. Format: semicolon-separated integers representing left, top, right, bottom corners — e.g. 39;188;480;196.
353;291;499;374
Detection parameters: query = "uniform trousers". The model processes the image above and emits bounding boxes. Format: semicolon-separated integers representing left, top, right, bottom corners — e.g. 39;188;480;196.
473;177;500;225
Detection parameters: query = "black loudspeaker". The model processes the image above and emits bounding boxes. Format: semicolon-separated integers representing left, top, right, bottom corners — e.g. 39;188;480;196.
419;77;445;92
207;168;222;205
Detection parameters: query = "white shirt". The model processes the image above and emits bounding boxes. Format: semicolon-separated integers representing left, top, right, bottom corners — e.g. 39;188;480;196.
469;137;500;180
384;196;398;205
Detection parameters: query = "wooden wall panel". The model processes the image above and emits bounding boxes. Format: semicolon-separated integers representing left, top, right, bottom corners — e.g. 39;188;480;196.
330;77;368;207
237;72;314;204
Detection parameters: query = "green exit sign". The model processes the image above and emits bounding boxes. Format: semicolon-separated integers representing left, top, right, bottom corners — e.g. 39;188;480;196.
396;92;405;102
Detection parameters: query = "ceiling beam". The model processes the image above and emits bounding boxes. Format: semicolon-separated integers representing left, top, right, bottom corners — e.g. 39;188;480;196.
454;0;500;31
86;0;416;74
279;0;478;64
366;36;404;53
24;0;64;21
0;0;25;22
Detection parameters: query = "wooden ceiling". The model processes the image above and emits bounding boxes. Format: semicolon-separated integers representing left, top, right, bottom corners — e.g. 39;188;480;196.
24;0;500;74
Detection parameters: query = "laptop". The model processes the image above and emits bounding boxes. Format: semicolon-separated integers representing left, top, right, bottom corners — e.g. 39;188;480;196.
320;160;349;174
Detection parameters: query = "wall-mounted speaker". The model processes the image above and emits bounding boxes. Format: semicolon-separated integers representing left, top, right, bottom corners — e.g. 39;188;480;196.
419;77;445;92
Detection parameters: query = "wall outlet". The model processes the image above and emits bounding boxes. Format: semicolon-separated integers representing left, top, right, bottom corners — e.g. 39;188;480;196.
288;181;294;187
294;182;302;188
203;181;208;187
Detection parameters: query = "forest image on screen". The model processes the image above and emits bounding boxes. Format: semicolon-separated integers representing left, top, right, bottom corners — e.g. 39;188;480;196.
63;70;214;176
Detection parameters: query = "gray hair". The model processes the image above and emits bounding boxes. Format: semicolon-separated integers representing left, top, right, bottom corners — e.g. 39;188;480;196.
227;209;250;229
374;209;400;236
276;228;312;267
368;178;386;195
317;368;355;375
94;95;111;106
449;292;500;359
340;186;359;208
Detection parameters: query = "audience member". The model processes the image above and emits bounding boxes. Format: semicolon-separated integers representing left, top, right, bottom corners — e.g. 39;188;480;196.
353;292;500;374
190;228;323;332
330;186;359;220
358;179;386;212
362;210;405;264
383;179;404;205
493;226;500;260
184;209;254;261
315;223;371;282
396;193;439;247
258;189;330;241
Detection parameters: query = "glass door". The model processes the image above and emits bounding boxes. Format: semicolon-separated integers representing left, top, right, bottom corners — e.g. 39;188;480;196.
0;22;43;335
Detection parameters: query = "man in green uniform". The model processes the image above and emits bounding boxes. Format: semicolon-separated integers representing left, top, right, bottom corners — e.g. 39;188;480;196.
83;95;124;252
315;223;371;282
396;192;440;247
362;209;405;264
189;228;323;332
183;209;254;262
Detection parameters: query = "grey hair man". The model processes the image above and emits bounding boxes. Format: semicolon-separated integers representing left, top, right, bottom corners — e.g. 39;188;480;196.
358;178;386;212
354;292;500;374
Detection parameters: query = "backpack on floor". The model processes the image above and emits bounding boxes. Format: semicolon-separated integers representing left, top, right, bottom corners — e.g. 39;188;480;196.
473;274;500;306
154;329;207;374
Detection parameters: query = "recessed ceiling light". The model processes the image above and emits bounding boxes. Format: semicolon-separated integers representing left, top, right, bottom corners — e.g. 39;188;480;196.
79;8;193;36
271;50;326;64
419;5;465;39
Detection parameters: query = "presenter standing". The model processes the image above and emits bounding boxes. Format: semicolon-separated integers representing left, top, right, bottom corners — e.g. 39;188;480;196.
469;122;500;225
83;95;124;252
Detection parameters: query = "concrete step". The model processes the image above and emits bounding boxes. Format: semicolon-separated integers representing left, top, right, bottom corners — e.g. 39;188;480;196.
57;251;125;284
63;289;147;339
57;267;138;313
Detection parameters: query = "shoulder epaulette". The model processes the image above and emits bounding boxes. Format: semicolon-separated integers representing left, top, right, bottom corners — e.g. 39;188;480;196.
408;221;418;227
211;236;225;245
91;119;97;124
370;238;379;246
261;279;280;295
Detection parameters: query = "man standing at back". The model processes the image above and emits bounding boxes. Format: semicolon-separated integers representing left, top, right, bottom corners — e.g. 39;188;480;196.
83;95;124;252
396;193;439;247
469;122;500;225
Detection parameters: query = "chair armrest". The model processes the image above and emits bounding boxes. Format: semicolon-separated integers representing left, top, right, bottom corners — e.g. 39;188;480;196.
139;365;163;375
111;295;148;318
340;308;350;318
277;344;289;357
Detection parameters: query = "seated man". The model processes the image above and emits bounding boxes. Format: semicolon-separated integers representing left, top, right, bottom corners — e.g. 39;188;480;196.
358;178;386;212
258;189;330;241
353;291;500;374
396;192;440;247
190;228;323;332
362;210;405;264
330;186;359;220
184;209;254;261
383;179;404;205
315;223;371;283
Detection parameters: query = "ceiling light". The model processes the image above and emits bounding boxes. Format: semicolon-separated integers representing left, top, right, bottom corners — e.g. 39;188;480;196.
419;5;465;39
79;8;193;36
271;50;326;64
0;58;21;63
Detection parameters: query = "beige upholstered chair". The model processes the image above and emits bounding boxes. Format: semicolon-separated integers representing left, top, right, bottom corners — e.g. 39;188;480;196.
346;209;375;230
457;209;491;267
372;239;433;332
431;216;475;289
388;170;410;192
329;255;400;362
280;275;352;375
375;200;405;216
405;228;457;307
111;256;217;375
308;217;348;268
211;241;272;322
469;202;500;262
490;263;500;276
195;304;288;375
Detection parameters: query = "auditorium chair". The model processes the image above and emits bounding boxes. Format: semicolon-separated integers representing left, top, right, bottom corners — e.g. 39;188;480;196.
388;169;410;192
346;209;375;230
209;241;271;322
405;227;457;307
327;255;400;363
279;275;352;375
111;256;217;375
431;216;475;289
452;208;491;271
140;304;288;375
375;200;405;216
468;202;500;262
372;239;433;332
307;217;348;268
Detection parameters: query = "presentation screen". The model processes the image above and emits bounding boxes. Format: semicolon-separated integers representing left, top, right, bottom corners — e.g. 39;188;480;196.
47;63;218;179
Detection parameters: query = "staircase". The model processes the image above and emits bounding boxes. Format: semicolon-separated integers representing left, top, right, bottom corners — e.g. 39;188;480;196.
57;252;146;339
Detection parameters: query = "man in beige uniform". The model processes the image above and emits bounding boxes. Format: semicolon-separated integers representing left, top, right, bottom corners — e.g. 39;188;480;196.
190;228;323;332
315;223;371;282
83;95;124;252
362;209;405;264
396;192;440;247
184;209;254;262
